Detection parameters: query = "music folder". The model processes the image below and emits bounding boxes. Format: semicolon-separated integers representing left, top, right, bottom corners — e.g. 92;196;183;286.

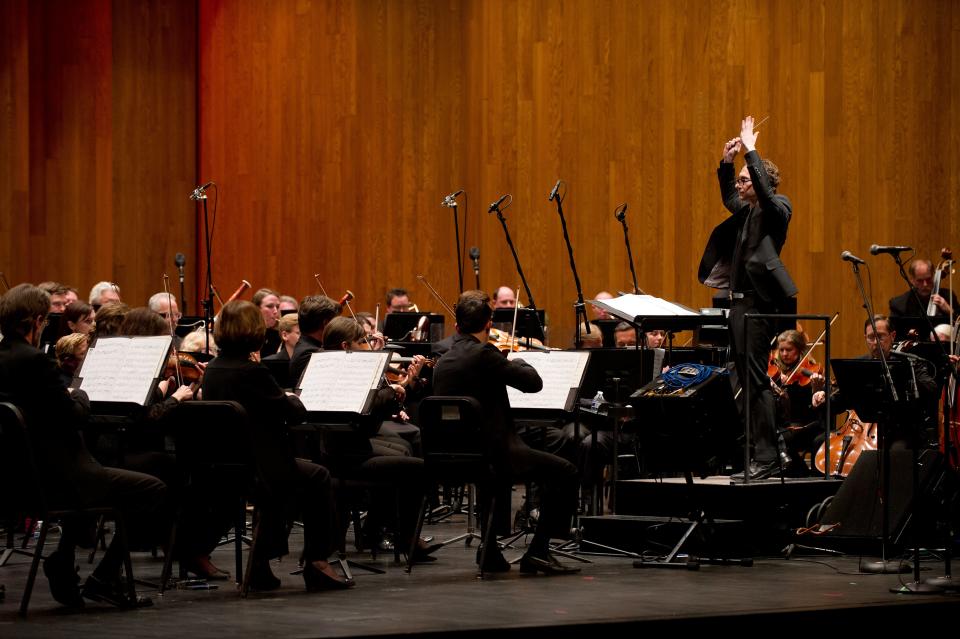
589;294;703;331
296;350;392;419
75;335;173;412
505;350;591;413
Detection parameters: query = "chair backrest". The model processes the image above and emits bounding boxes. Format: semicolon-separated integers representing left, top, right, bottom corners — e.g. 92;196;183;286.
0;402;47;517
417;396;488;480
168;400;257;492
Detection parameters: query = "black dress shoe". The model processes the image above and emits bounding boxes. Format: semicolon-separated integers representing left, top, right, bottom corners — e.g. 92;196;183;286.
43;550;84;608
411;542;443;563
182;558;231;581
730;460;779;481
518;554;581;576
476;545;510;573
81;575;152;609
303;563;354;592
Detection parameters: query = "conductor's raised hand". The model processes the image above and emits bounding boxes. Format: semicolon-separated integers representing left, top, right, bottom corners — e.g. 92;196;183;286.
722;137;742;163
740;116;758;151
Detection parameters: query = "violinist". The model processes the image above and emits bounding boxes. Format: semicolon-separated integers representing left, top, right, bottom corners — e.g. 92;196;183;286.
578;321;604;348
288;294;342;385
769;330;824;473
38;281;72;313
54;332;91;387
492;285;517;309
813;315;939;446
59;301;97;337
88;280;121;310
385;287;412;314
432;290;580;575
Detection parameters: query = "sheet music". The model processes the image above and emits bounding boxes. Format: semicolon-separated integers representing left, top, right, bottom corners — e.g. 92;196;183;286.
506;351;590;411
298;351;390;413
78;336;171;404
589;294;699;321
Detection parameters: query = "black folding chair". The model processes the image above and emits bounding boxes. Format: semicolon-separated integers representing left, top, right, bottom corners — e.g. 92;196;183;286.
0;402;136;616
407;396;499;577
159;400;261;596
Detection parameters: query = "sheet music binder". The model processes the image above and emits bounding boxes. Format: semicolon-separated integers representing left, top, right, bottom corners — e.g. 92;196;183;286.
589;294;704;331
75;335;173;413
296;350;392;418
505;350;591;413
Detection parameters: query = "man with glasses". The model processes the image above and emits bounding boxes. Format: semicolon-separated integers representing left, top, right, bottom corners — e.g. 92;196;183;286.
698;116;797;481
147;291;182;333
888;259;960;332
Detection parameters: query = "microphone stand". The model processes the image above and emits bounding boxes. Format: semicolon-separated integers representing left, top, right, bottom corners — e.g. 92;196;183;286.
616;206;640;294
847;258;904;575
550;187;588;349
450;201;464;294
491;204;544;341
192;186;215;355
886;252;953;593
178;267;187;316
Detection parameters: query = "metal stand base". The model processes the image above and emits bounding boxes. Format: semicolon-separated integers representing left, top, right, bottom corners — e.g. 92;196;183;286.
862;559;911;574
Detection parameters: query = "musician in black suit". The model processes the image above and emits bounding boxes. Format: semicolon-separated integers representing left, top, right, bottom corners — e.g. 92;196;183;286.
888;258;960;332
699;116;798;480
202;300;352;591
288;294;342;386
432;290;579;575
0;284;165;608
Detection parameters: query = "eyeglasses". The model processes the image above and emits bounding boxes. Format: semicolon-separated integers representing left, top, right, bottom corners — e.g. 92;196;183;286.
159;311;183;321
735;177;752;185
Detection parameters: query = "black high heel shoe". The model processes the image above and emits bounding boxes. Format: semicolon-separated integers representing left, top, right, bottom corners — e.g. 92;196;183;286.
303;563;354;592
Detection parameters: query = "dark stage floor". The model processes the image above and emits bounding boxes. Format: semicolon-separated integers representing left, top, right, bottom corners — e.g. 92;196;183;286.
3;508;960;638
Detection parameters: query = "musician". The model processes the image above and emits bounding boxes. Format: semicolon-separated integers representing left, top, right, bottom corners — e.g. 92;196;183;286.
88;281;121;309
92;302;130;338
432;290;580;575
38;281;71;313
492;286;517;309
59;301;96;337
888;259;960;330
644;330;666;348
202;300;352;591
54;332;90;387
279;294;299;314
147;292;182;334
253;288;283;359
578;321;604;348
591;291;614;320
770;329;824;473
385;288;411;313
614;321;638;348
0;284;164;608
263;312;300;362
699;116;797;481
813;315;938;445
289;294;342;385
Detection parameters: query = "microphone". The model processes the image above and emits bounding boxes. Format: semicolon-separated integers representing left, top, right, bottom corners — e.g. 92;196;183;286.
547;180;561;202
174;252;186;284
488;194;509;212
869;244;912;256
469;246;480;276
189;181;214;200
841;250;866;265
614;203;627;222
441;190;464;207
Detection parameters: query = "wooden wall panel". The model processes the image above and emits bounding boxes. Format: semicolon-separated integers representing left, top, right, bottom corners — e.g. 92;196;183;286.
3;0;957;360
0;0;196;310
197;0;959;355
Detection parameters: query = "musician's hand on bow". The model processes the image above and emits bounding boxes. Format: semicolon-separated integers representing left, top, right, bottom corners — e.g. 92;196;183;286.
249;351;261;363
810;373;825;393
171;384;194;403
739;116;758;152
407;355;427;379
930;293;950;313
390;384;406;403
722;137;742;163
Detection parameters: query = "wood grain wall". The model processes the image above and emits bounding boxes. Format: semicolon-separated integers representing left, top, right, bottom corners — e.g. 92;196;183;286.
0;0;197;311
3;0;958;357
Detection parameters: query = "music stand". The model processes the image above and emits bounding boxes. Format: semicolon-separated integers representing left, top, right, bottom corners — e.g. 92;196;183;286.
382;312;445;342
831;358;917;575
492;308;546;342
628;366;748;569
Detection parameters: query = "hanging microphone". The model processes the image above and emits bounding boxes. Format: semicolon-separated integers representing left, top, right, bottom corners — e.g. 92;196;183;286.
189;181;215;200
869;244;912;256
469;246;480;276
488;194;509;212
841;250;866;265
547;180;561;202
441;190;464;207
614;203;628;222
174;253;186;284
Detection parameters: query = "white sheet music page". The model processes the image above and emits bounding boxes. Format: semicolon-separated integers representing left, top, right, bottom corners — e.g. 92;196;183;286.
589;294;698;322
298;351;390;413
506;350;590;411
78;336;172;404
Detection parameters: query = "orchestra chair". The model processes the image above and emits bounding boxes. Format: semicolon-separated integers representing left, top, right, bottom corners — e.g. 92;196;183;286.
159;401;261;596
0;402;136;616
406;396;499;577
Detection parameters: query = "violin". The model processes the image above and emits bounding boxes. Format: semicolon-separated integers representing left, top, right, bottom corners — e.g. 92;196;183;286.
165;351;203;385
814;410;877;477
768;354;821;387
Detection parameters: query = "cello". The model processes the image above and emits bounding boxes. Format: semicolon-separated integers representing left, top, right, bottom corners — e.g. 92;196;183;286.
814;410;877;477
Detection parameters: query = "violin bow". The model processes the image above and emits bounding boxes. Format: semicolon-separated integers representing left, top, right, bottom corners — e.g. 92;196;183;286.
783;311;839;385
416;274;455;317
162;273;183;387
508;286;520;352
